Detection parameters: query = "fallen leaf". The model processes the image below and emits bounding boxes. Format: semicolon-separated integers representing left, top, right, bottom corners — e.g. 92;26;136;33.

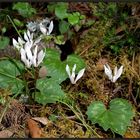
27;118;42;138
124;131;140;138
0;130;13;138
96;58;108;70
32;117;50;125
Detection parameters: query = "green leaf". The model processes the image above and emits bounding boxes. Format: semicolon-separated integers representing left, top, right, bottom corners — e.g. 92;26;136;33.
86;98;134;135
12;2;36;18
43;48;86;84
0;60;23;93
59;20;70;34
35;78;66;104
53;35;65;45
0;36;10;49
68;12;80;25
47;3;56;13
55;2;68;19
13;18;24;27
1;27;7;34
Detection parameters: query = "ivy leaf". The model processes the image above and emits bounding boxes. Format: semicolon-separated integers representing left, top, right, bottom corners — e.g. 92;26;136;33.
59;20;70;34
35;78;66;104
54;35;65;45
55;3;68;20
12;2;36;18
0;60;23;93
86;98;134;135
43;48;86;84
0;37;10;49
68;12;80;25
43;49;67;83
13;18;24;27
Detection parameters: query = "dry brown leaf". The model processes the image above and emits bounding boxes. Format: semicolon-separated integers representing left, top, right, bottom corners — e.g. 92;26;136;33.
32;117;50;125
96;58;108;70
0;130;13;138
124;131;140;138
27;118;42;138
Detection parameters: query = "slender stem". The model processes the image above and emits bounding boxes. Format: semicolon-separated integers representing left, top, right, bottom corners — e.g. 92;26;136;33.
59;100;102;138
6;15;22;39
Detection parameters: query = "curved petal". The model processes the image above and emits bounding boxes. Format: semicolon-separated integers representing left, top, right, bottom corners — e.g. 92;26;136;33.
113;66;123;83
27;30;30;39
66;64;75;84
39;23;47;35
74;68;85;84
66;64;71;78
47;21;53;35
25;45;33;63
12;38;18;48
72;64;76;77
18;37;25;45
24;31;29;42
114;66;118;76
37;50;45;66
32;45;38;67
20;48;30;68
104;64;113;81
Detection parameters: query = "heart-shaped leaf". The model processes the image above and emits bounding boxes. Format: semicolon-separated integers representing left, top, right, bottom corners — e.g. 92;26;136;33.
59;20;70;34
68;12;80;25
86;98;134;135
35;78;66;104
43;48;85;84
55;3;68;20
0;59;23;93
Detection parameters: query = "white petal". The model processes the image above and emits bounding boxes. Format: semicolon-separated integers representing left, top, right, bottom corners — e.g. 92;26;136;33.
18;37;25;45
66;64;75;84
27;30;31;39
25;45;33;62
13;38;18;48
113;66;123;83
47;21;53;35
30;32;34;40
74;68;85;84
71;64;76;80
66;64;71;78
24;31;29;42
37;50;45;66
20;48;30;68
27;30;33;41
39;23;47;35
114;66;118;76
32;45;38;67
104;64;113;81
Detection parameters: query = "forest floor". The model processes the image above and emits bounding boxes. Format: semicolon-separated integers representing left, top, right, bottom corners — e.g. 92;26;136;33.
0;2;140;138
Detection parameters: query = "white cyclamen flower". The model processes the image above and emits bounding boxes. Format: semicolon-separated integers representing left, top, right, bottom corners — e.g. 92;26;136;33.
13;30;45;68
13;30;33;50
13;37;25;50
104;64;123;83
39;20;53;35
26;21;38;32
20;44;45;68
66;64;85;84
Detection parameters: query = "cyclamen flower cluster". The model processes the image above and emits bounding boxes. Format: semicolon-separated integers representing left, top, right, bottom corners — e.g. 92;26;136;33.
26;18;53;35
13;30;45;68
104;64;123;83
66;64;85;84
